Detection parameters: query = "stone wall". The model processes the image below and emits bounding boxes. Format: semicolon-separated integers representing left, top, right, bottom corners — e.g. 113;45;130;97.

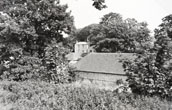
75;71;127;90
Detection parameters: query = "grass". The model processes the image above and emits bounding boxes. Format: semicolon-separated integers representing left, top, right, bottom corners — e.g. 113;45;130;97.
0;80;171;110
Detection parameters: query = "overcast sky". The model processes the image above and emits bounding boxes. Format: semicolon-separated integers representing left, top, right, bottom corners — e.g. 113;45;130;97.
61;0;172;34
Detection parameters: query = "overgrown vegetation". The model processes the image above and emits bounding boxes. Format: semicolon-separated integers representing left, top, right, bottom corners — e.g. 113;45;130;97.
0;81;171;110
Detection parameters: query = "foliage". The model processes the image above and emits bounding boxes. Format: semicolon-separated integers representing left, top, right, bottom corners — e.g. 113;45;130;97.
0;0;75;82
124;14;172;98
76;12;152;53
0;80;171;110
76;24;103;42
0;42;74;83
92;0;107;10
0;0;74;58
39;42;73;83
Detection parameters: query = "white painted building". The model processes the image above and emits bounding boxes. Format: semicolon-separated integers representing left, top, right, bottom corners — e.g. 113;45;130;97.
66;41;93;67
74;42;89;60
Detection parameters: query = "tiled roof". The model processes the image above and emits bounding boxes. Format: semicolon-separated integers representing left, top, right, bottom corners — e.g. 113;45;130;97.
75;53;136;75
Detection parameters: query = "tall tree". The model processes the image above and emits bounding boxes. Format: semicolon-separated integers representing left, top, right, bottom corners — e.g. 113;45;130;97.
0;0;74;57
124;14;172;98
0;0;74;82
154;14;172;68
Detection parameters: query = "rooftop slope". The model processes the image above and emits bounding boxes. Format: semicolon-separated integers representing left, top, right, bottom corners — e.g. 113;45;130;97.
66;53;75;61
75;53;136;75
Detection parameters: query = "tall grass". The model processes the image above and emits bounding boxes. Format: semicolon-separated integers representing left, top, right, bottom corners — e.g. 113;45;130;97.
0;80;171;110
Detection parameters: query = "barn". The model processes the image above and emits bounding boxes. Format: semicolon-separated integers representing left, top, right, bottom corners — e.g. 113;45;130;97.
65;42;136;89
74;53;136;88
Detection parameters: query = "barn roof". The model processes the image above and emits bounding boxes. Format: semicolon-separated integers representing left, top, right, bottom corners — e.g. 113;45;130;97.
75;53;136;75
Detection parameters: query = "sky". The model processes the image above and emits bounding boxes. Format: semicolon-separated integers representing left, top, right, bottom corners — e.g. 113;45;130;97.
61;0;172;35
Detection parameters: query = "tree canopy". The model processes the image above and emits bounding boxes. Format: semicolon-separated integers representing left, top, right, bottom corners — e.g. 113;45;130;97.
0;0;74;57
0;0;75;82
76;12;152;53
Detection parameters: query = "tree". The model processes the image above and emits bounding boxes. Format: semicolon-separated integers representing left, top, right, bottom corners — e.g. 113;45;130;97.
0;0;74;57
0;0;75;82
124;14;172;98
76;24;103;42
76;12;152;53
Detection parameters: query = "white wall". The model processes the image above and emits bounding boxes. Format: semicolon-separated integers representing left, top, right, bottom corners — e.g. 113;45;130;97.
74;42;89;60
